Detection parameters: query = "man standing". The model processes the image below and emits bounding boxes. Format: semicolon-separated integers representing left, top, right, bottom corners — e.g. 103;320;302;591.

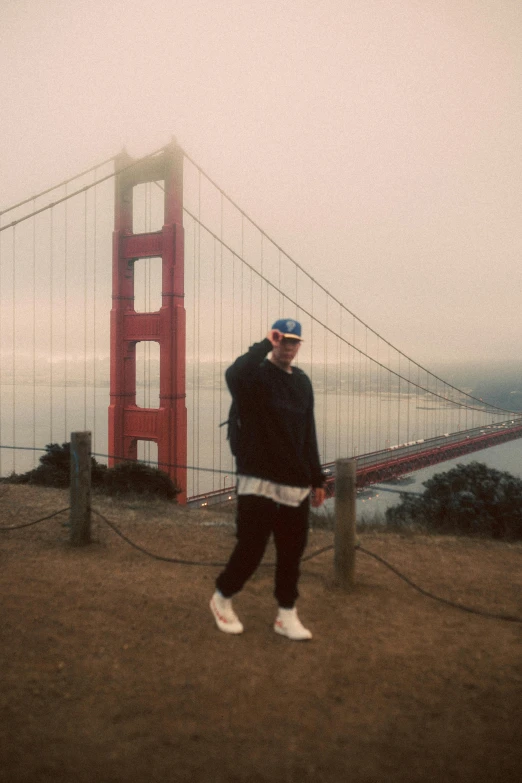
210;318;326;640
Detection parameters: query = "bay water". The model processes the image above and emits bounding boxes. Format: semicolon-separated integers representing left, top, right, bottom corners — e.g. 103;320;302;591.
1;383;520;514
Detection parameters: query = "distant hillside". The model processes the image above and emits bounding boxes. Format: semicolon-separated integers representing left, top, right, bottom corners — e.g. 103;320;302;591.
4;356;521;412
431;360;522;412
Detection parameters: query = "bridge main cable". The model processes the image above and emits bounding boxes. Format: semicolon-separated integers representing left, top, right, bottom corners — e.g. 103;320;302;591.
0;146;169;232
179;145;499;413
184;208;519;417
0;155;116;218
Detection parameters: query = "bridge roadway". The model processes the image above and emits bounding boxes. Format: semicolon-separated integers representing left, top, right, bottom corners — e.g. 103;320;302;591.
323;418;522;493
187;418;522;507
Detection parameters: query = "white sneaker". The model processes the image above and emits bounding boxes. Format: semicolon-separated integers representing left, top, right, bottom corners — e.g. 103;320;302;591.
274;607;312;641
210;591;244;635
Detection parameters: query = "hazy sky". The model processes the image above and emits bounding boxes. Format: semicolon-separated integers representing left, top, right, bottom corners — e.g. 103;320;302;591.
1;0;521;365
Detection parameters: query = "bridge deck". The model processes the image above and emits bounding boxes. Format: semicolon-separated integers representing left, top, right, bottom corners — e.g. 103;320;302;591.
324;421;522;491
188;420;522;507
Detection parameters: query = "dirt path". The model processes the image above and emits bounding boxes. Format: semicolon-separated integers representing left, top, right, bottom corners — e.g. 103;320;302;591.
1;485;521;783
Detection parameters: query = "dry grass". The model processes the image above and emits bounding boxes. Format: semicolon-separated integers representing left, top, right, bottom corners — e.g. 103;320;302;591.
1;484;522;783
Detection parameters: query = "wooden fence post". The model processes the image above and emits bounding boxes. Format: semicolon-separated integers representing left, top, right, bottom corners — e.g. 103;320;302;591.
70;431;91;546
334;458;357;590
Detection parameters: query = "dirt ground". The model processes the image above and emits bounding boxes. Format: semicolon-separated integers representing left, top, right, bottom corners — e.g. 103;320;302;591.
1;485;521;783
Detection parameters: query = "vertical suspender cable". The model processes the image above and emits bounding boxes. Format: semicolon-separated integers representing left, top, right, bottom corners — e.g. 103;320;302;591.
415;364;420;441
32;202;36;462
0;217;3;476
142;189;146;412
219;197;224;481
397;353;401;447
387;344;392;449
83;189;88;429
361;329;366;453
196;174;201;495
367;334;372;452
368;336;373;452
424;368;429;438
261;233;264;334
191;217;197;496
443;379;447;436
453;385;458;432
49;209;53;443
355;324;360;455
245;218;251;345
435;378;436;433
149;185;153;442
142;185;147;459
345;333;349;458
426;373;435;438
310;284;314;392
241;215;244;352
11;227;16;473
337;307;341;458
352;319;356;457
92;170;98;447
64;187;68;440
146;183;151;462
295;262;298;330
231;252;236;364
345;318;350;457
249;265;253;347
278;250;282;312
374;339;382;451
364;327;369;453
212;236;217;489
406;359;412;442
323;294;328;461
379;346;385;451
248;236;254;345
372;345;377;451
342;312;348;458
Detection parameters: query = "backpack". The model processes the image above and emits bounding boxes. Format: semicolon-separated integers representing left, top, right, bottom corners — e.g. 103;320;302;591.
220;398;241;457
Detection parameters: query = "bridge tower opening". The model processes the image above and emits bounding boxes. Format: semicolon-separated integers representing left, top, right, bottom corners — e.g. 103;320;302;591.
108;143;187;502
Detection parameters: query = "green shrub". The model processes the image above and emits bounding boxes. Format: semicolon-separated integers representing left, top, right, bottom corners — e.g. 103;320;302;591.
102;461;179;500
4;443;179;500
386;462;522;540
6;442;106;488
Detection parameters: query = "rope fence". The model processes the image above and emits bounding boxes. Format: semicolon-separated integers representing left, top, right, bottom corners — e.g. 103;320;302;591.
0;443;520;625
0;506;70;531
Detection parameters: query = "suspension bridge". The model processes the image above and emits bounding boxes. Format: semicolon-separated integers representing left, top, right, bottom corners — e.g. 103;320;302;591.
1;142;521;505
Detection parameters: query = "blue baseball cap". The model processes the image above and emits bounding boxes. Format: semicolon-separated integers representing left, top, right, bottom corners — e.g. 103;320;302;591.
271;318;303;340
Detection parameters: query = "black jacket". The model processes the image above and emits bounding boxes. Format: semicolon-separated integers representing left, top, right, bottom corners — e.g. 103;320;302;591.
225;338;325;489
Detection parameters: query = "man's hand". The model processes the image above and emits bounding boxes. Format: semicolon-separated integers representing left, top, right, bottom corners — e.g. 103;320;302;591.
267;329;282;346
311;487;326;508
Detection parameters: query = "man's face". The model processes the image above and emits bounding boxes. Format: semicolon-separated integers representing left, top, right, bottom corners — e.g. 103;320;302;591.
272;336;301;369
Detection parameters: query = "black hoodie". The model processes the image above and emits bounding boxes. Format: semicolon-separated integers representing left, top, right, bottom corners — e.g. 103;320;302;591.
225;338;325;489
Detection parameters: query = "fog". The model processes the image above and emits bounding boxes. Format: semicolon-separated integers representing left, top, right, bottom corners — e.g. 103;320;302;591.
1;0;521;365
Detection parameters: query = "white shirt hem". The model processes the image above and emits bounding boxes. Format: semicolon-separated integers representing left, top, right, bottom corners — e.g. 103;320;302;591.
236;475;311;508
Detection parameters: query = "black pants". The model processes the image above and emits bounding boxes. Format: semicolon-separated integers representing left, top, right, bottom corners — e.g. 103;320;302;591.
216;494;309;609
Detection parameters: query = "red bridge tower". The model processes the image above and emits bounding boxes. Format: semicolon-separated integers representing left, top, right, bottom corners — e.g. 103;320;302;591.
108;143;187;502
